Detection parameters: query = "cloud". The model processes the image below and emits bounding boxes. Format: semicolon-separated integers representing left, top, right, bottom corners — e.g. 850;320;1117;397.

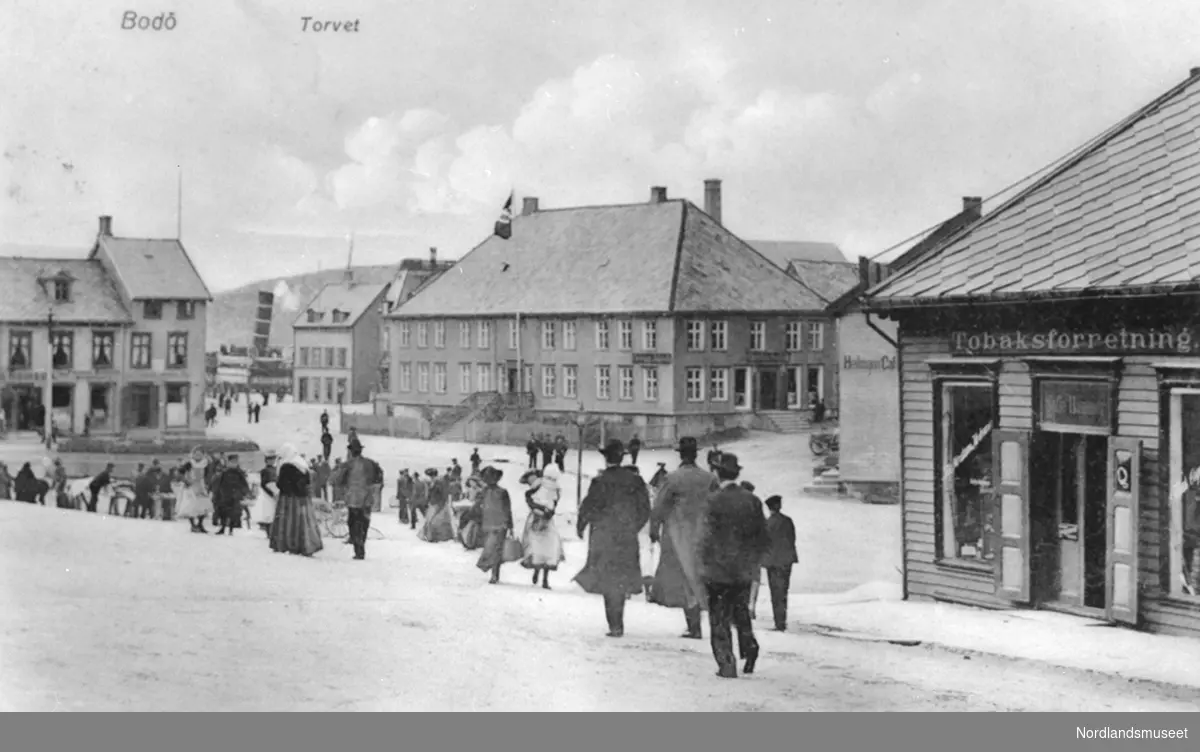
273;280;302;311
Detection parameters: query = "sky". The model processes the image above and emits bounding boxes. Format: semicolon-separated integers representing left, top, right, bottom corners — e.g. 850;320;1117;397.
3;0;1200;292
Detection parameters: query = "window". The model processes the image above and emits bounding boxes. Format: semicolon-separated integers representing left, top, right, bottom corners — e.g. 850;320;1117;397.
131;333;151;369
165;384;189;427
460;364;472;394
433;363;447;394
477;363;492;392
523;364;534;393
92;331;115;369
297;377;308;402
417;323;429;348
478;321;492;349
509;320;519;350
786;322;803;351
541;321;556;350
325;347;335;368
704;369;725;402
808;321;825;350
618;366;634;400
311;348;323;368
337;378;347;402
325;377;335;402
618;321;633;351
562;321;576;351
331;310;350;325
595;320;610;350
7;331;31;370
53;279;71;302
417;363;430;392
299;347;310;367
1169;388;1200;598
686;320;704;351
143;301;163;319
400;322;412;347
177;301;195;320
709;320;727;351
563;365;578;399
750;321;766;351
938;382;996;562
459;321;472;348
398;363;412;392
642;321;657;350
541;365;557;398
167;333;188;368
380;368;390;392
51;331;73;370
306;309;323;324
643;367;659;401
434;321;446;348
339;348;349;368
686;367;704;402
596;366;611;400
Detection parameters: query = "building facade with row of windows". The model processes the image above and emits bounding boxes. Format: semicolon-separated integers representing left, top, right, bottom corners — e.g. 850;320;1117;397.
291;278;390;404
0;216;211;434
385;182;843;437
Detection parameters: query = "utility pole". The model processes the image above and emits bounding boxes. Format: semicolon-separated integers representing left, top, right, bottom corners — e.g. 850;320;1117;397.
45;310;54;448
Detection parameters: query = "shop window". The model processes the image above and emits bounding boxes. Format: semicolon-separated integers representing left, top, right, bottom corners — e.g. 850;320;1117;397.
1169;388;1200;598
938;381;997;563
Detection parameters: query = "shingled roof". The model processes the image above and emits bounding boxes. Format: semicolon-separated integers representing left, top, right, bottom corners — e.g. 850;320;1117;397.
0;258;132;324
294;282;390;329
390;200;825;317
870;70;1200;307
92;236;211;301
749;240;847;268
785;260;860;304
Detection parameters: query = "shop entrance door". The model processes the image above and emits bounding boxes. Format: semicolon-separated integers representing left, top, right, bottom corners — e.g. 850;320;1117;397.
1038;433;1108;611
757;370;778;410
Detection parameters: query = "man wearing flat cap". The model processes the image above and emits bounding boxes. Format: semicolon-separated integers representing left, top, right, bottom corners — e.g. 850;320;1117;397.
648;436;719;639
699;452;771;679
331;437;383;560
574;439;651;638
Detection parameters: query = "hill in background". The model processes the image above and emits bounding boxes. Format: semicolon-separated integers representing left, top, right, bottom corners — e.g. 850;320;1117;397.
207;265;399;350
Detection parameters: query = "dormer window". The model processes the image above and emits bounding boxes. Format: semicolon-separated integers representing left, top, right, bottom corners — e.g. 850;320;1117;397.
53;279;71;302
144;301;163;320
306;309;324;323
332;309;350;324
177;301;195;320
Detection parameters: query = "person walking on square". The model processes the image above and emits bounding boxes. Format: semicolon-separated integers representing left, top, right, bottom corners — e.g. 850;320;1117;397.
473;466;514;584
628;434;642;466
330;438;383;560
88;463;114;514
175;455;213;534
520;465;565;589
525;437;538;470
699;452;770;679
553;434;568;473
0;461;12;500
320;409;330;434
270;443;324;557
215;455;251;536
648;437;719;640
762;495;798;632
396;469;412;524
257;451;279;536
574;440;651;638
540;434;554;470
320;430;334;462
470;448;481;475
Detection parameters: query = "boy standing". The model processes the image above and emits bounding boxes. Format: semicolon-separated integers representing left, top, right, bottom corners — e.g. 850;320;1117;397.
762;495;798;632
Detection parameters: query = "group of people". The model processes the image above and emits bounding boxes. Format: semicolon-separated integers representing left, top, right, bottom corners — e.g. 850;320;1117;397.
574;436;798;680
524;434;571;472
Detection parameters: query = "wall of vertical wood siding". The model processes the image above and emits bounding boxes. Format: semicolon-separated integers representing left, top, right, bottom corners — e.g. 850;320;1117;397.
899;333;1200;637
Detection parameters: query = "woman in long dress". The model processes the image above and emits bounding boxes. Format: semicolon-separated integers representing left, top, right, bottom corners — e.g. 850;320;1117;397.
174;456;213;533
269;444;323;557
474;466;514;584
417;471;456;543
520;465;565;589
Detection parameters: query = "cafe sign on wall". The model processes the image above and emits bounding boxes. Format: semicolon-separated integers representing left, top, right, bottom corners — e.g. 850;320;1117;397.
950;327;1196;356
1038;380;1112;434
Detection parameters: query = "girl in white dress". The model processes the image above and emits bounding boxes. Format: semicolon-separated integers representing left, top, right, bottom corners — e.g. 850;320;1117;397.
174;449;213;533
520;464;566;589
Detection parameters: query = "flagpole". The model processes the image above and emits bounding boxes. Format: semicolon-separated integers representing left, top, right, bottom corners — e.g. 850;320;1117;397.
176;166;183;240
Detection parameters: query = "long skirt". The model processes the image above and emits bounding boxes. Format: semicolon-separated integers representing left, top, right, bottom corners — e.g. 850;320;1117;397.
174;485;213;520
255;490;277;525
459;520;482;550
269;493;323;556
521;514;565;570
476;529;506;571
417;502;456;542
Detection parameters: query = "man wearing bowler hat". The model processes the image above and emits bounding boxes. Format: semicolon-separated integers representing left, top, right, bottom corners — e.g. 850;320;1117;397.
648;436;719;639
699;452;771;678
331;437;384;560
574;439;651;637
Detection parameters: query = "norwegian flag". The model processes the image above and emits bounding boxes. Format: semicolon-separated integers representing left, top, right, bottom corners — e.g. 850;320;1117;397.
494;191;514;239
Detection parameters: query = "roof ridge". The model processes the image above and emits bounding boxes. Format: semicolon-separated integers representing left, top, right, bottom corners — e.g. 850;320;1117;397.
513;198;686;216
869;70;1200;300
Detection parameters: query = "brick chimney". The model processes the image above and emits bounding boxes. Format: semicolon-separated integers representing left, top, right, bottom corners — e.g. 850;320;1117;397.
1192;66;1200;77
962;196;983;219
704;179;722;225
98;215;112;237
522;197;539;215
650;186;668;204
429;247;438;268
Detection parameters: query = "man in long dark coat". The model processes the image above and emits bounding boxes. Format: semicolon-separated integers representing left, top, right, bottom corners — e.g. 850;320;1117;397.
525;438;538;469
215;455;251;535
331;438;383;560
575;439;651;638
699;452;770;679
649;437;719;639
763;495;798;632
396;470;412;524
540;435;554;470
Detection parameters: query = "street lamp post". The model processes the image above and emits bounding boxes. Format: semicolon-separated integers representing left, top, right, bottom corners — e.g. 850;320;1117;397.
574;402;587;514
44;310;54;449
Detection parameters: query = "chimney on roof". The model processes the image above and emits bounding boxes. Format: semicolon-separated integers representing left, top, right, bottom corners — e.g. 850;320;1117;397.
429;247;438;268
522;197;539;215
962;196;983;219
98;216;112;237
650;186;668;204
704;179;722;225
1192;67;1200;77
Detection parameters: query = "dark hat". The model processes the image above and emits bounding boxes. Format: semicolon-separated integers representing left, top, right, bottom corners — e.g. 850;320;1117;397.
713;452;742;474
425;468;438;477
676;436;699;454
764;495;783;508
348;437;364;450
600;439;625;462
481;465;503;482
227;454;239;460
740;480;755;492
